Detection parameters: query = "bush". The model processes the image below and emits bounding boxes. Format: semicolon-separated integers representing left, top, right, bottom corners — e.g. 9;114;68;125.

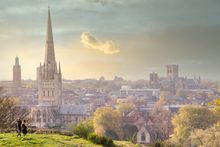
88;133;115;147
69;120;94;139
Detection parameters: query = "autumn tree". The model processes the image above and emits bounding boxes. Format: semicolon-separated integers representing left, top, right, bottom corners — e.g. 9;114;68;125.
190;125;220;147
150;96;171;139
93;107;123;139
117;102;136;115
151;96;167;113
171;105;219;146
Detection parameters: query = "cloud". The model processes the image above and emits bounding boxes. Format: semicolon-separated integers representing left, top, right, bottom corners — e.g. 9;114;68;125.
80;32;119;55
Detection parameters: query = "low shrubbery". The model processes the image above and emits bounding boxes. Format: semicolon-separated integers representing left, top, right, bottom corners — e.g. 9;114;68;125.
68;120;116;146
88;133;115;147
34;128;74;136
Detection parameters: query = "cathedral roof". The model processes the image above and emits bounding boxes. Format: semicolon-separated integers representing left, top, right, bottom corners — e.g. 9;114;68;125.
60;104;90;115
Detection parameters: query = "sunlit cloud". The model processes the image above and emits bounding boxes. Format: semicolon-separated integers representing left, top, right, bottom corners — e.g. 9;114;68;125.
80;32;119;55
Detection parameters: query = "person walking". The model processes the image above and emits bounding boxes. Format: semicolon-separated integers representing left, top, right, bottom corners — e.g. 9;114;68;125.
16;118;22;137
21;120;27;136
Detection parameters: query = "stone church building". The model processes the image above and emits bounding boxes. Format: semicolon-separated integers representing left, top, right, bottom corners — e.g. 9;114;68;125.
31;7;90;128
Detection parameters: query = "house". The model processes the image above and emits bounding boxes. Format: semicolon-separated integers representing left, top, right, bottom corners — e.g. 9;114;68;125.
122;110;143;124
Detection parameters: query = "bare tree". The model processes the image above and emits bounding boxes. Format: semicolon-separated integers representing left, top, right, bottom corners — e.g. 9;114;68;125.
0;97;30;131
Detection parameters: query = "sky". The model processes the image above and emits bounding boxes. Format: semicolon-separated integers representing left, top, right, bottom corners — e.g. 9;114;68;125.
0;0;219;81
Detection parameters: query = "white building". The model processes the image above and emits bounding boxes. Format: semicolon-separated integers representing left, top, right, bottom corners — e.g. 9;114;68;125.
120;86;160;99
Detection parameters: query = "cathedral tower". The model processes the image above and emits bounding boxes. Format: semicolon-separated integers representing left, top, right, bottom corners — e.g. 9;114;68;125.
37;7;62;106
167;65;179;80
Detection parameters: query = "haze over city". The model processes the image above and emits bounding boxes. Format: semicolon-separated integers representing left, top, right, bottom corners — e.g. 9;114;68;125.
0;0;219;81
1;1;220;146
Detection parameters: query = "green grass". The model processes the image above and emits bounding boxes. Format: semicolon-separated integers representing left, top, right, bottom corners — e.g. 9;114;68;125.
0;133;137;147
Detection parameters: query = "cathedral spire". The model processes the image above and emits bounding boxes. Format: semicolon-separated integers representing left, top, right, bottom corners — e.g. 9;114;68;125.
45;6;56;64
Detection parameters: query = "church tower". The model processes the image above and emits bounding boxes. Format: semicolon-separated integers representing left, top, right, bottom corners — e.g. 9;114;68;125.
37;7;62;106
13;56;21;88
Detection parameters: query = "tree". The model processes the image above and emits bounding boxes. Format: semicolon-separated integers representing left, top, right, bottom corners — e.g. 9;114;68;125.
152;96;167;113
150;96;171;139
190;125;220;147
93;107;123;139
171;105;219;145
0;97;30;131
117;103;136;115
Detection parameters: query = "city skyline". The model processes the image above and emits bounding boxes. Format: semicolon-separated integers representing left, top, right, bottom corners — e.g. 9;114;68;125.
0;0;219;81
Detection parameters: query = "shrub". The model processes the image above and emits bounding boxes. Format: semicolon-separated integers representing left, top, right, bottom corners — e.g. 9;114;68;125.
88;133;115;147
69;120;94;139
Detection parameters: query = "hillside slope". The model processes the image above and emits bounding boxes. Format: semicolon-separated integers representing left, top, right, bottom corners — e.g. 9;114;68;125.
0;133;137;147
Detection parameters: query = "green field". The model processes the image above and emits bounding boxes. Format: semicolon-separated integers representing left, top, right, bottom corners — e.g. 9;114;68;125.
0;133;137;147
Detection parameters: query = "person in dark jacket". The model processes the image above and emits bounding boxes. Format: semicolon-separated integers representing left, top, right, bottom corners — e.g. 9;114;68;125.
21;120;27;136
16;118;22;137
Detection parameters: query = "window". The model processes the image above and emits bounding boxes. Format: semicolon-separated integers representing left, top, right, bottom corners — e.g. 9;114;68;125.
141;132;146;142
37;110;41;122
43;110;47;122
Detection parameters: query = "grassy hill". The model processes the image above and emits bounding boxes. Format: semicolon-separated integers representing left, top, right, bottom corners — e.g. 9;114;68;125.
0;133;137;147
